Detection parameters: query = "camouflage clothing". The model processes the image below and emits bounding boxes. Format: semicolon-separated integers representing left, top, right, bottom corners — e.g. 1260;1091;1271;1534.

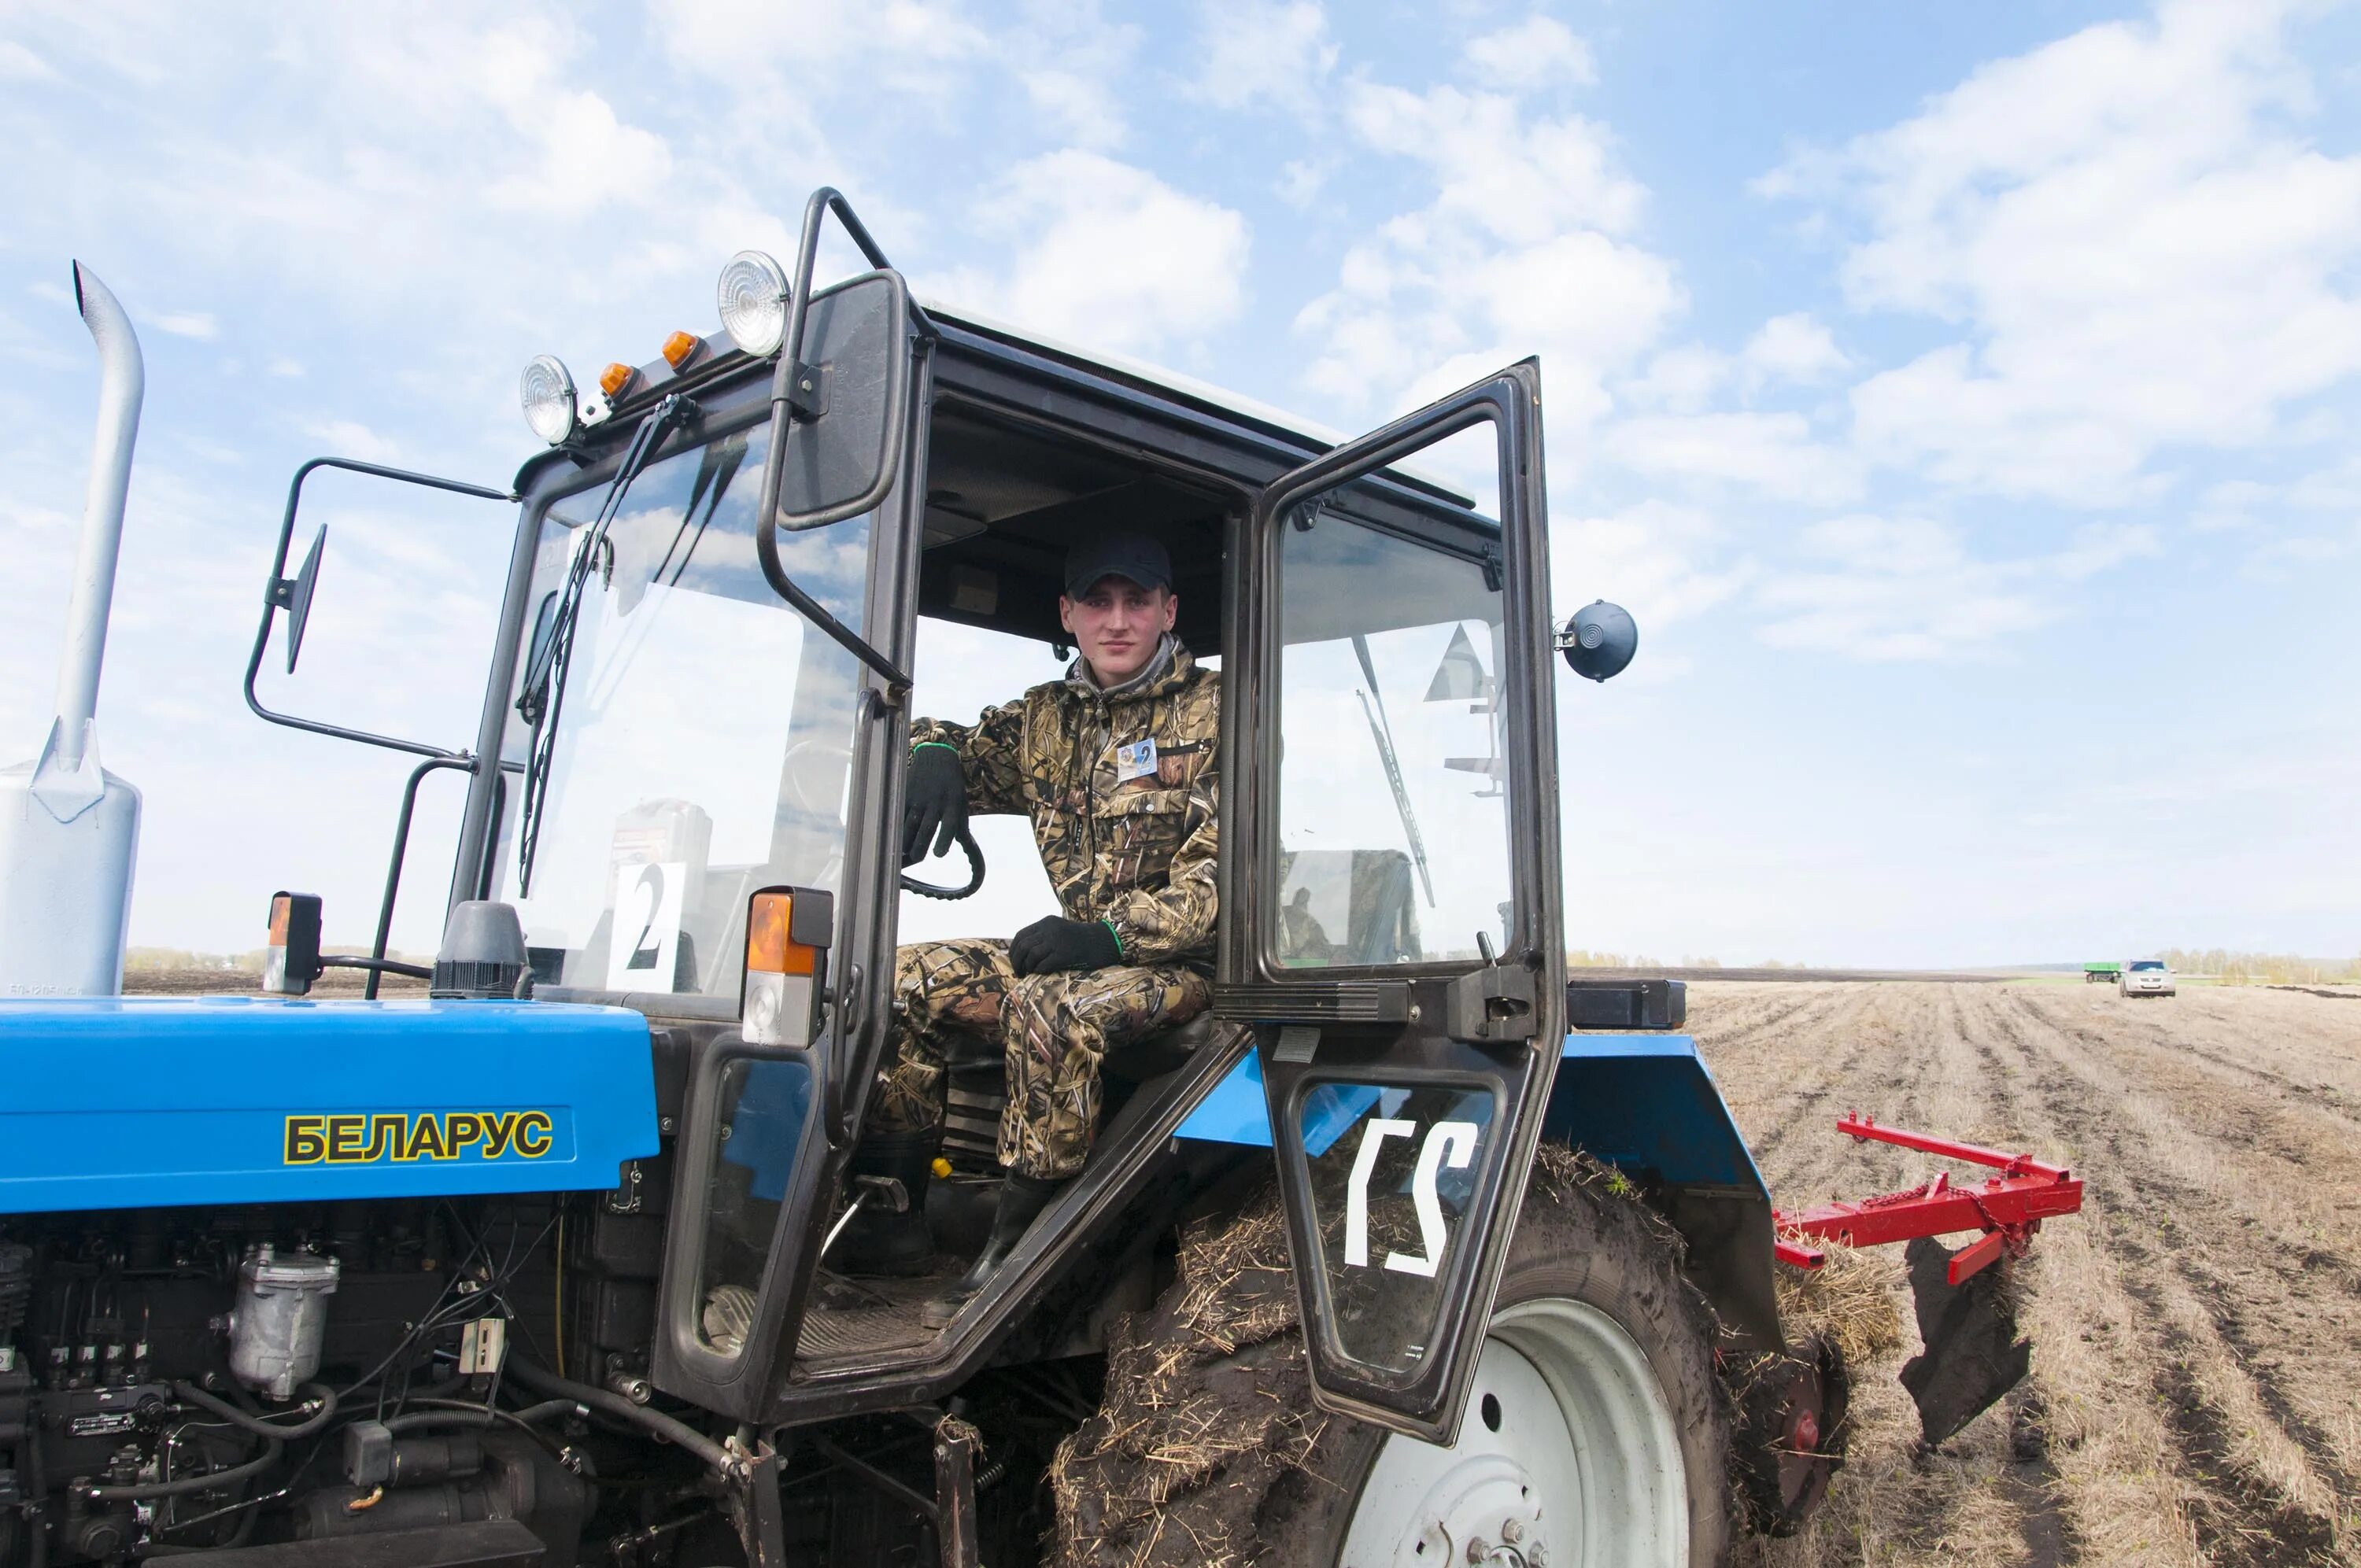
912;639;1220;966
869;640;1221;1179
869;937;1212;1179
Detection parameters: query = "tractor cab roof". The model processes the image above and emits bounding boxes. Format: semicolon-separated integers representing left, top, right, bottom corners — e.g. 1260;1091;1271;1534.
515;297;1489;659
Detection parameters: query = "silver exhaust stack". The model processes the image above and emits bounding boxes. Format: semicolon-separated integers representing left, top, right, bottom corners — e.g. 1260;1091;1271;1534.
0;263;146;996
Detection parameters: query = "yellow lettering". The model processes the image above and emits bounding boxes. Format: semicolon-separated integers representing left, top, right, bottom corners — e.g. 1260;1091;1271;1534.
481;1112;521;1160
513;1112;554;1159
284;1116;327;1164
405;1114;451;1161
362;1114;405;1163
326;1116;368;1162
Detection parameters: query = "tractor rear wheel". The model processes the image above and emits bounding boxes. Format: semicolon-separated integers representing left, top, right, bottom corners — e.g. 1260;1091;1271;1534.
1053;1150;1731;1567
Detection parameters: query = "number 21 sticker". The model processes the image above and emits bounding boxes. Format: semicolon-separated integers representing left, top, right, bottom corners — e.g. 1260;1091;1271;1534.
607;860;687;992
1343;1118;1480;1278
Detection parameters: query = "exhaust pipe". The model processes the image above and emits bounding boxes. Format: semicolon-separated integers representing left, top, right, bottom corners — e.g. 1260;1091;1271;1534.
0;263;146;996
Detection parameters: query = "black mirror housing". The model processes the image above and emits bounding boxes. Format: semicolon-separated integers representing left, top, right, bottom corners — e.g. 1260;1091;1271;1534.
1557;600;1637;682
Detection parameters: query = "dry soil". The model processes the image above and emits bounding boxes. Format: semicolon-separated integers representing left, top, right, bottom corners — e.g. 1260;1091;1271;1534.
1701;981;2361;1567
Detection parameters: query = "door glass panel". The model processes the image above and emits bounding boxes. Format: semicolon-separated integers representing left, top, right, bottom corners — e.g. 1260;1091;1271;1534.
1275;440;1511;968
696;1056;814;1354
1296;1081;1500;1378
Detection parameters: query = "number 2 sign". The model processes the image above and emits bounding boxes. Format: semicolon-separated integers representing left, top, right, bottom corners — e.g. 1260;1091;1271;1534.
1342;1117;1481;1278
607;859;687;992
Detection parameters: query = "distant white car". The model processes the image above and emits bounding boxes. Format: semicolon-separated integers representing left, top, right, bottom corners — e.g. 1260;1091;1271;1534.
2119;960;2176;998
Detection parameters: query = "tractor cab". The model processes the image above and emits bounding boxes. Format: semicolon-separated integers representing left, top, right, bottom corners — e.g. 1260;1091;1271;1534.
246;191;1574;1444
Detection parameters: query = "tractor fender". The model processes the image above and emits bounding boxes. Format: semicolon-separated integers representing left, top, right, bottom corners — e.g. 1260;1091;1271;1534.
1173;1032;1786;1356
1539;1033;1784;1356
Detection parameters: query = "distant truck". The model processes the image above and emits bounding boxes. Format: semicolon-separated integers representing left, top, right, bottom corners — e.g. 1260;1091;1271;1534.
2121;959;2178;998
2083;961;2122;983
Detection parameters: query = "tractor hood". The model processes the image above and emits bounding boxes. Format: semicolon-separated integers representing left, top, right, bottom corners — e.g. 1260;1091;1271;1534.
0;996;658;1215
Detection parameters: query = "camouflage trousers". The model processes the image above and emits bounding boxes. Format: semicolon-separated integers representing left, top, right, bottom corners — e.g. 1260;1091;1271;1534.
865;937;1213;1180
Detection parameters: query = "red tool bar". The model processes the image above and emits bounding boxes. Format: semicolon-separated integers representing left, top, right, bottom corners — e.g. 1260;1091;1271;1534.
1774;1116;2085;1284
1836;1113;2067;1182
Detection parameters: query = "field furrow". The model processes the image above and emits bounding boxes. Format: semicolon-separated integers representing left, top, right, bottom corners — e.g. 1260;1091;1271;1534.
1701;980;2361;1567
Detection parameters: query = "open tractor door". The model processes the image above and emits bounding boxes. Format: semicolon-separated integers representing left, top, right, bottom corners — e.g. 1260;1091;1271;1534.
1221;363;1565;1445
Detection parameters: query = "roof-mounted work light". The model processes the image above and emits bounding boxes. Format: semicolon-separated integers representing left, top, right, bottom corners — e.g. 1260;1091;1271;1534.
716;250;790;358
519;355;578;445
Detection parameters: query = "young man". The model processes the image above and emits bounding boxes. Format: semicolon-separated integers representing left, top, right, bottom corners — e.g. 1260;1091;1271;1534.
854;527;1220;1326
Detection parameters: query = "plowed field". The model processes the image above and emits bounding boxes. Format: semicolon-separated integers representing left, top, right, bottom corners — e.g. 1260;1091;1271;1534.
1702;982;2361;1566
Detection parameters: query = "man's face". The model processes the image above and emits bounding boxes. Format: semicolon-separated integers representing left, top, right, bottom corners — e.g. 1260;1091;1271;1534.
1059;576;1177;685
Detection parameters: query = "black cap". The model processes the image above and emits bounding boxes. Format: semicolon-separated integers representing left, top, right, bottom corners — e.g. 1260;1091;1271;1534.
1064;528;1172;600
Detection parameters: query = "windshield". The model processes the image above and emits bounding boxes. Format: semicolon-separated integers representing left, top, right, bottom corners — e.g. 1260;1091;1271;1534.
490;422;870;1000
2129;961;2165;971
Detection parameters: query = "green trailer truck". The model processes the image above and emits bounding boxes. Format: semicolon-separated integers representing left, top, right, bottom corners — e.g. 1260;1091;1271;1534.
2083;961;2123;983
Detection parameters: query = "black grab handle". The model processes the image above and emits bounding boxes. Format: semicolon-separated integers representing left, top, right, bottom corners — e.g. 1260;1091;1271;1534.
900;827;985;900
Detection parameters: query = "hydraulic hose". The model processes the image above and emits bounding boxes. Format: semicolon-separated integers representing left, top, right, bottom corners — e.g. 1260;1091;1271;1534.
504;1358;733;1473
169;1381;338;1440
382;1398;578;1437
83;1438;282;1503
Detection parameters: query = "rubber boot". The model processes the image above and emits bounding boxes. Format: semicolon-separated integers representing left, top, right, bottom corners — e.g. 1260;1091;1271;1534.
828;1131;940;1278
921;1172;1059;1328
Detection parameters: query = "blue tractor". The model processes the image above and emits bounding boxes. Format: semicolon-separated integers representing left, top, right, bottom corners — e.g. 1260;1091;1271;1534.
0;192;2052;1568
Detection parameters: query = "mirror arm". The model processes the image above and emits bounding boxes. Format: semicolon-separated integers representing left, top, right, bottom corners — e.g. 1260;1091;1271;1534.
746;186;916;706
245;456;512;761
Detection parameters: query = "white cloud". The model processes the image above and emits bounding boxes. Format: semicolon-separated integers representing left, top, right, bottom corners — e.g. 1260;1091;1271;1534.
1190;0;1336;114
1742;312;1846;386
1613;411;1863;504
1461;17;1595;94
0;40;57;80
1765;0;2361;504
148;312;218;340
1295;79;1676;425
933;153;1250;355
301;418;399;465
1756;515;2160;659
1555;499;1746;637
651;0;985;76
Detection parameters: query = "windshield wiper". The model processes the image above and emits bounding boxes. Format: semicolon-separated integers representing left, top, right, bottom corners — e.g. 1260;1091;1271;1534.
1353;633;1436;907
512;393;698;896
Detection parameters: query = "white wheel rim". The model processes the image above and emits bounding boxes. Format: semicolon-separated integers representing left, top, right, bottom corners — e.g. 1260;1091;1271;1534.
1339;1298;1688;1568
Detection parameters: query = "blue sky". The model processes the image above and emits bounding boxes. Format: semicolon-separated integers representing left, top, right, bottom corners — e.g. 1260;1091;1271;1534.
3;0;2357;966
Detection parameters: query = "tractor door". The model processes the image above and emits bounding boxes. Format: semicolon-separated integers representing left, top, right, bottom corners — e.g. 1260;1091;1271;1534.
1219;361;1566;1443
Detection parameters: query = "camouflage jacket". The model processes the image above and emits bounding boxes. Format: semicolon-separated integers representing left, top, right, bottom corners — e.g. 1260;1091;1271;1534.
913;640;1219;968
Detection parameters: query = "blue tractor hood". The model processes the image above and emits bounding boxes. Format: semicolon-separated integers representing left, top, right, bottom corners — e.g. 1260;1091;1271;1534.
0;996;660;1215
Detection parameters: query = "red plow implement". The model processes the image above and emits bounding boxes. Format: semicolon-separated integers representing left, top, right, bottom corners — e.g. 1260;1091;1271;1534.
1775;1116;2086;1445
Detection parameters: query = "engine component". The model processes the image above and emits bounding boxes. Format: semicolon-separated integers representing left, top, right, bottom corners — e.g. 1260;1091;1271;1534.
227;1245;339;1400
0;1242;29;1343
345;1421;486;1489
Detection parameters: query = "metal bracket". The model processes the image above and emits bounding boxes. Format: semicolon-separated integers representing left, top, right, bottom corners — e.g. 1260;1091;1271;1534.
605;1160;645;1216
784;360;826;421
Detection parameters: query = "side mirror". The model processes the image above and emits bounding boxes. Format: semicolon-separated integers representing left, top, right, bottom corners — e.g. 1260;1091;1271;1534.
1557;600;1637;682
771;270;912;530
283;526;327;673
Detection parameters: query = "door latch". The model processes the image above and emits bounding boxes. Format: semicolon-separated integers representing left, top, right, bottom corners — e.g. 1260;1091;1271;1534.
1444;937;1538;1044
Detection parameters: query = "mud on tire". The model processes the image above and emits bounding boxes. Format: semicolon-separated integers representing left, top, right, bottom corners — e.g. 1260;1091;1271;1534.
1050;1146;1735;1567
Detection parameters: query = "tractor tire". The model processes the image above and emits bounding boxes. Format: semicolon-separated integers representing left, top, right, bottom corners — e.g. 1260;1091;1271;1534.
1051;1147;1733;1567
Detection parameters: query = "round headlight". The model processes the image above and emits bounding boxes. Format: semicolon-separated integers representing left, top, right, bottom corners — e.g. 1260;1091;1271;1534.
520;355;578;445
717;250;790;358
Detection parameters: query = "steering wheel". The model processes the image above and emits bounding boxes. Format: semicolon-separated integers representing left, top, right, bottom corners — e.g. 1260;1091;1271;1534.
901;827;985;900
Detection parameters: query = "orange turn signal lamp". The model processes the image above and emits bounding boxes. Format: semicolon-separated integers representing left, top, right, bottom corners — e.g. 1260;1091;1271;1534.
741;887;834;1047
661;330;702;371
264;891;324;997
598;362;637;400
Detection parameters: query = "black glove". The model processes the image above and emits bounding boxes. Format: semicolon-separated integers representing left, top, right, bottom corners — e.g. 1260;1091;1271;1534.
902;743;969;866
1009;916;1123;977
